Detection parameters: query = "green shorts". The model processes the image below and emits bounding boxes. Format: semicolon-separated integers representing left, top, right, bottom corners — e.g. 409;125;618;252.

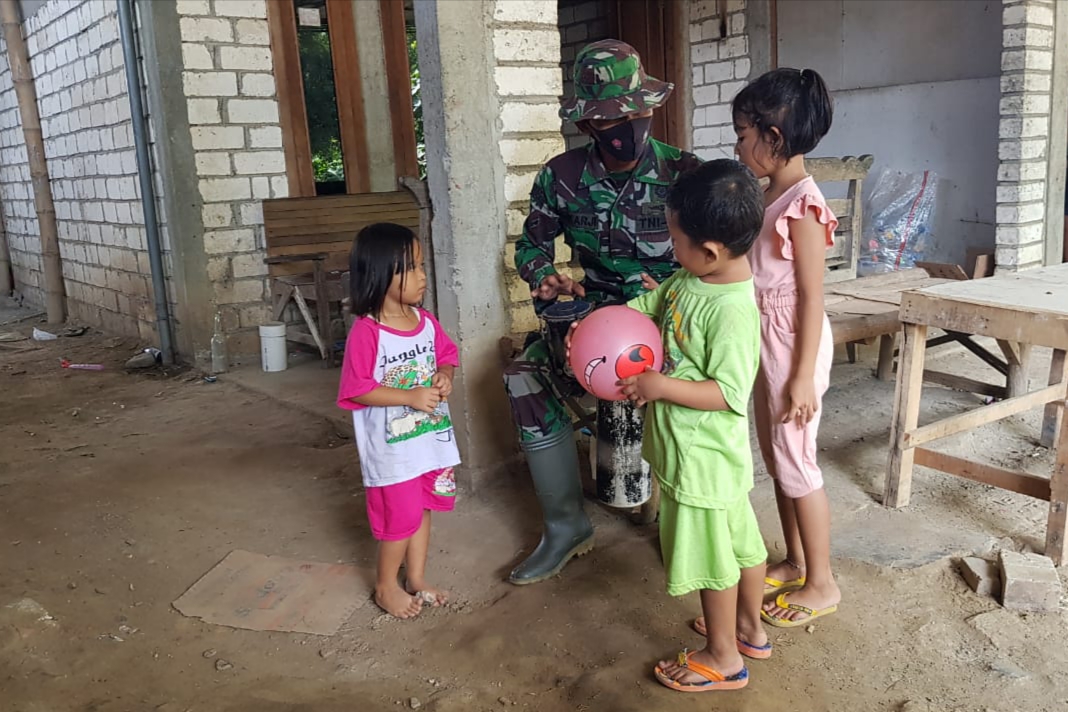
659;493;768;596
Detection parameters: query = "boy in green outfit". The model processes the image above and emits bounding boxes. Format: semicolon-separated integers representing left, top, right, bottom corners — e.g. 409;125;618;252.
620;159;769;693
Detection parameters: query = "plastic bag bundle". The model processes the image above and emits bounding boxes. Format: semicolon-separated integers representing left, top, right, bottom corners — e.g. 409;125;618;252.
859;168;939;276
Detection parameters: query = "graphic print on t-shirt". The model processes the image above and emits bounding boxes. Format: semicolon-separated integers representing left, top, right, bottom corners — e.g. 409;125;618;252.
380;354;453;444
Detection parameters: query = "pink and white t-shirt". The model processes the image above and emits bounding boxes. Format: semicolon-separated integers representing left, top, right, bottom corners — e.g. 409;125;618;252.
337;309;461;488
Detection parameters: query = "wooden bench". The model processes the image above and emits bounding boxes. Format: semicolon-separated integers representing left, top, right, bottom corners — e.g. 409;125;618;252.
262;177;429;365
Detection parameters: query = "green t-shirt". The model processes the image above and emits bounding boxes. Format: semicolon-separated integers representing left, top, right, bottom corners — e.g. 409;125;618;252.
628;270;760;509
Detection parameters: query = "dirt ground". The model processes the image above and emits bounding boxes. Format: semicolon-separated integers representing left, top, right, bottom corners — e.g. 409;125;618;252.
2;308;1068;712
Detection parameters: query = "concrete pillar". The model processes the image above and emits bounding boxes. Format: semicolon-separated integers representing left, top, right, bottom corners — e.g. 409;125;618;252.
351;0;399;192
1044;0;1066;265
414;0;515;488
138;0;213;362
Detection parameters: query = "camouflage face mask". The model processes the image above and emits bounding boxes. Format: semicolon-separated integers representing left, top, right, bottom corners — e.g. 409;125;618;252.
590;116;653;163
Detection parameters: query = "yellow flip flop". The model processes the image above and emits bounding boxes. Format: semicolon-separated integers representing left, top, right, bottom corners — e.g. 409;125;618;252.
764;574;805;596
761;592;837;628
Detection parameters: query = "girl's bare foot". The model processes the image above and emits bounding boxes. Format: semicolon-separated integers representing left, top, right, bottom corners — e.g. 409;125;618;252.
764;558;805;590
375;585;423;619
762;579;840;623
657;647;744;686
406;581;448;607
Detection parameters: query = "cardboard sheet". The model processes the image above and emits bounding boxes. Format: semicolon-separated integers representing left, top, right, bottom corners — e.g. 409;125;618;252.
173;550;372;636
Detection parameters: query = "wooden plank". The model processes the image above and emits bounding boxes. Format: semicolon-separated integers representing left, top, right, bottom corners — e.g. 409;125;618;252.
326;0;370;194
266;215;419;238
827;268;930;290
292;286;327;359
269;257;349;277
903;382;1067;448
660;0;685;149
266;0;315;197
380;0;419;180
914;448;1050;501
885;322;928;507
263;192;414;214
808;155;875;183
1042;349;1067;449
903;264;1068;319
828;310;901;344
1046;396;1068;565
915;261;968;281
842;171;860;280
826;198;851;218
900;290;1068;351
921;370;1006;398
264;205;420;229
266;215;420;240
830;299;900;316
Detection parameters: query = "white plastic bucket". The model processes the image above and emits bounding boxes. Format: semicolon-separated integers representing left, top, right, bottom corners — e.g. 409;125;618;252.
259;322;287;372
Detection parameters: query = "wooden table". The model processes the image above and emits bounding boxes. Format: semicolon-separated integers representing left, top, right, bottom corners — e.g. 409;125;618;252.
825;268;952;380
884;263;1068;563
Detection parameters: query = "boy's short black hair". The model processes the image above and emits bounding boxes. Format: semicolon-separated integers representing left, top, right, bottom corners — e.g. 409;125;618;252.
667;159;764;256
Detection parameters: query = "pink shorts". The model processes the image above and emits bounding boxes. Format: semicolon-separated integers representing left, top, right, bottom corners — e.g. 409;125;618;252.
752;291;833;499
365;468;456;541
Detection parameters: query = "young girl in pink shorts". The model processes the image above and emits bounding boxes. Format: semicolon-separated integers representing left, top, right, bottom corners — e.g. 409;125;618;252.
337;223;460;619
731;68;841;627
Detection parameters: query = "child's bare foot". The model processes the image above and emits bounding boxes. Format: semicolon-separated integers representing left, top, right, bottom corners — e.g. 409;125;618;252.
406;581;448;607
762;579;840;624
656;647;745;686
764;558;805;590
375;585;423;619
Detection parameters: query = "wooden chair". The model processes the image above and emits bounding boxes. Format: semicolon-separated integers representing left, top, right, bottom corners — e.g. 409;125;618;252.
262;177;430;365
807;154;874;283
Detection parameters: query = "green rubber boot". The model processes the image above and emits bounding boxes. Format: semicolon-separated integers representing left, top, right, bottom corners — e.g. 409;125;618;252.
509;429;595;585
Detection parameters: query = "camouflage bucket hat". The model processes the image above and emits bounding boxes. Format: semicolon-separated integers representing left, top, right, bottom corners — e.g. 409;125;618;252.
560;39;673;123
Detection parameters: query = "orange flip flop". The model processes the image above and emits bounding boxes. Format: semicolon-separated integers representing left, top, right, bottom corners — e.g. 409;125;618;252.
653;650;749;693
690;618;773;659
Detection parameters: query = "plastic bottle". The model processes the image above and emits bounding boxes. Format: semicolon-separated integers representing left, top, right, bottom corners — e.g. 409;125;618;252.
210;311;228;374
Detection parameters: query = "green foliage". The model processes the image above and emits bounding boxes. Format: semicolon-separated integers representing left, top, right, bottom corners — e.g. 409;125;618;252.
407;26;426;178
298;22;425;184
299;28;344;184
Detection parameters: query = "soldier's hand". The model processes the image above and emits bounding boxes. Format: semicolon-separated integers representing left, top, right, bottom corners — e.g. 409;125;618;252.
640;273;660;291
533;273;586;300
564;321;579;360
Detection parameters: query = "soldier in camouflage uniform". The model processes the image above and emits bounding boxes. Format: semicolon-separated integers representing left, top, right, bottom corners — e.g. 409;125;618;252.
505;40;702;585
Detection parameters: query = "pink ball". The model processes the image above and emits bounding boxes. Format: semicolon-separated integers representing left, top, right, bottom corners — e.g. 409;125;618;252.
568;305;664;401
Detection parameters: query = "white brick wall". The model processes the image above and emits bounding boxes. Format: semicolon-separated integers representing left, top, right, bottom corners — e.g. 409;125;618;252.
995;0;1055;271
690;0;750;160
177;0;286;335
495;0;569;334
0;0;162;339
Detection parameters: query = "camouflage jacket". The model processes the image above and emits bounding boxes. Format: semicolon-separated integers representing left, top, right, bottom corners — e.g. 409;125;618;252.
515;139;703;308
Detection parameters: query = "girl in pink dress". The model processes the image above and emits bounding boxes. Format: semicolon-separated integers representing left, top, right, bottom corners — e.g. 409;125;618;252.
732;68;841;627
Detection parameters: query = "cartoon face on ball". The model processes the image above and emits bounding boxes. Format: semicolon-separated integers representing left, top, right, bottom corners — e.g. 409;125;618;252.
614;344;657;380
580;343;658;397
567;306;664;402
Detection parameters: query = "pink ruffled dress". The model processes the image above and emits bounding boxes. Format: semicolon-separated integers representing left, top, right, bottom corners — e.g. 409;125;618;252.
749;176;838;498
